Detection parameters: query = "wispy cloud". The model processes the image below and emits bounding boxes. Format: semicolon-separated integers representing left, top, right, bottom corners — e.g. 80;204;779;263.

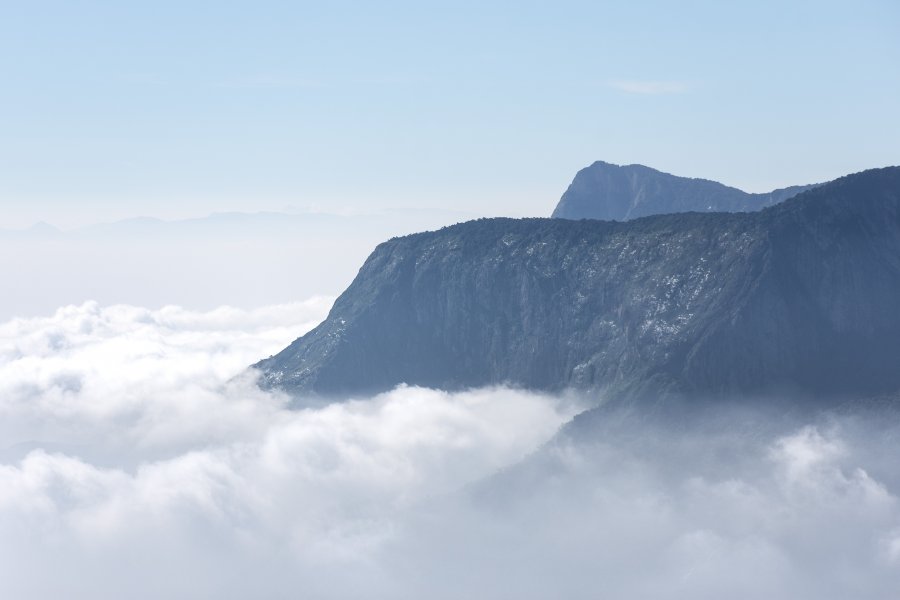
216;74;325;89
119;72;168;86
608;80;689;95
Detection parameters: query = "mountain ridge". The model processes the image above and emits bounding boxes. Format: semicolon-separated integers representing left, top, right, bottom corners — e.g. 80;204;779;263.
255;167;900;404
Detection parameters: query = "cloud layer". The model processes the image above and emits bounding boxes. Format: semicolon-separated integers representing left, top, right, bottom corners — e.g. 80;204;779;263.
0;301;576;599
1;301;899;599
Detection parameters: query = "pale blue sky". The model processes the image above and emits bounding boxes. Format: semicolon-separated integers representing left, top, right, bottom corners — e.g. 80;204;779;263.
1;0;898;227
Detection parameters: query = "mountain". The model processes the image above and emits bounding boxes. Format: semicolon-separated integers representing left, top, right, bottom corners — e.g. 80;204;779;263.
0;221;63;240
550;161;819;220
255;167;900;403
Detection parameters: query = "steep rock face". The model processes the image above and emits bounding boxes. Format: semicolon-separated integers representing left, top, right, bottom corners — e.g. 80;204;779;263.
256;168;900;401
550;161;818;220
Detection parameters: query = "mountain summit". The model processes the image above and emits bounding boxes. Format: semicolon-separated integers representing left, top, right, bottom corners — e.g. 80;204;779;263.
256;167;900;403
551;161;819;220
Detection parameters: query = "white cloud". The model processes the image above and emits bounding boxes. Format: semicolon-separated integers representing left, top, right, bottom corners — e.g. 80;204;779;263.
608;79;689;94
0;301;899;598
0;301;576;598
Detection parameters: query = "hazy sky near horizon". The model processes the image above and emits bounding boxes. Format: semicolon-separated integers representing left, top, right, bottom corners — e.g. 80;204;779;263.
1;0;898;228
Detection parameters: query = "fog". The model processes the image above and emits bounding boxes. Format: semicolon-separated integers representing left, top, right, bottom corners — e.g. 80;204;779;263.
1;300;899;599
0;209;472;320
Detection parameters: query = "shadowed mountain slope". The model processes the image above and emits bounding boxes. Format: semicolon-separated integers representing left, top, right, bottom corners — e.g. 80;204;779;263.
256;168;900;402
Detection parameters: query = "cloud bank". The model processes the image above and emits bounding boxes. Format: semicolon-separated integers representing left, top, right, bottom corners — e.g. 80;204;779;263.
1;300;899;599
0;301;576;599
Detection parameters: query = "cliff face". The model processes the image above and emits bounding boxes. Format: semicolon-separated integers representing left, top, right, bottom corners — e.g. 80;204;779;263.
256;168;900;401
550;161;819;220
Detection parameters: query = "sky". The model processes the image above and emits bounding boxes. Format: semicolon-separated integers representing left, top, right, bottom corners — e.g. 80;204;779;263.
1;0;898;228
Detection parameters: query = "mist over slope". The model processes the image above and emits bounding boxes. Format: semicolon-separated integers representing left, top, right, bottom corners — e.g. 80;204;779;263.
397;396;900;600
256;167;900;401
551;160;819;220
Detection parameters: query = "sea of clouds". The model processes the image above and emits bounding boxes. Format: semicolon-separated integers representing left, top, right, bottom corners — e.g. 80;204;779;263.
1;300;899;599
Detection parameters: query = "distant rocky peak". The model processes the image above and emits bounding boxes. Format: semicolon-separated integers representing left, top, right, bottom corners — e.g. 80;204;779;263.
551;161;819;221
